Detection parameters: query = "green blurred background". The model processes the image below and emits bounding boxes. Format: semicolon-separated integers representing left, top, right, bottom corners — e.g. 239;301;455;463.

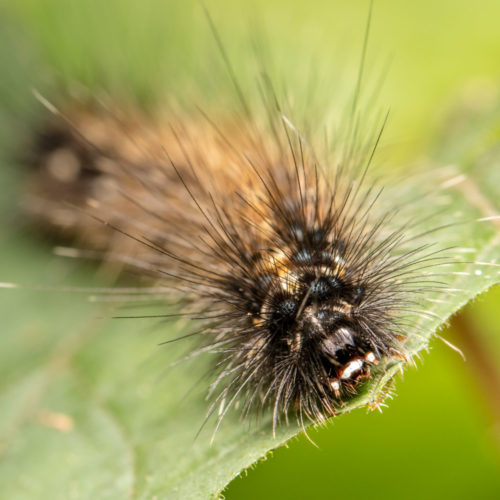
1;0;499;498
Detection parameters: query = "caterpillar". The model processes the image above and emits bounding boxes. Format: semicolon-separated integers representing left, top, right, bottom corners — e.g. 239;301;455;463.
18;73;442;436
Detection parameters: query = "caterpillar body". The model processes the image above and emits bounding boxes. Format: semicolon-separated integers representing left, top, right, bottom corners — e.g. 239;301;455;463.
19;87;437;433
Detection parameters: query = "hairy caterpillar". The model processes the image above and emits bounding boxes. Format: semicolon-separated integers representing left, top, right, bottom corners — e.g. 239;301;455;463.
17;71;444;437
